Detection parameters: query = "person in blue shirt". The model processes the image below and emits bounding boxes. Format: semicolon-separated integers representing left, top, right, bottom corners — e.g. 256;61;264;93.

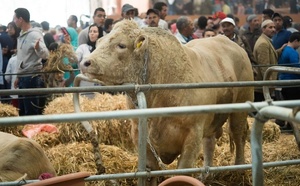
272;12;292;50
277;32;300;131
278;32;300;100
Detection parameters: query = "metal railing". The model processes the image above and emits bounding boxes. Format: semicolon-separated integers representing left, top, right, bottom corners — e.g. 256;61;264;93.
1;66;300;186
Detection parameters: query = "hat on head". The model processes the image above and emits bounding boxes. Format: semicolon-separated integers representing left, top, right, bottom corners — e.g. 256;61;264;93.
146;8;160;16
220;17;236;26
261;19;273;28
247;14;257;22
122;4;136;13
272;12;283;20
283;16;293;24
212;11;227;20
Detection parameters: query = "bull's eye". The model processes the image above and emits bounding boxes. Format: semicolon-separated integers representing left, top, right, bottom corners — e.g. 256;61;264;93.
117;44;126;49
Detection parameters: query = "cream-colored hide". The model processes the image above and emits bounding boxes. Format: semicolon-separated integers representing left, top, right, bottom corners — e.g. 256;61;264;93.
81;20;254;185
0;132;56;181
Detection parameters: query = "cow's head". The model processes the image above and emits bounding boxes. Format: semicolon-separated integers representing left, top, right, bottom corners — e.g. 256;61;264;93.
80;20;149;85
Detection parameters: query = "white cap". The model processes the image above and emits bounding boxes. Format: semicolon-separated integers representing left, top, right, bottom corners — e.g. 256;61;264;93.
261;19;273;28
220;17;236;26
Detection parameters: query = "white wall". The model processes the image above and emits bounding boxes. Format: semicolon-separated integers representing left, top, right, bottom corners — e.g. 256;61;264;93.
0;0;90;28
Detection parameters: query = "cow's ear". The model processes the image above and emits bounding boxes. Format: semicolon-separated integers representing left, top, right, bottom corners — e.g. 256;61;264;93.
134;35;148;53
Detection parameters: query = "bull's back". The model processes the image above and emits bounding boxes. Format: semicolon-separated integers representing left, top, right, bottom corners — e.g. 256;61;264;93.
185;35;253;83
183;35;254;104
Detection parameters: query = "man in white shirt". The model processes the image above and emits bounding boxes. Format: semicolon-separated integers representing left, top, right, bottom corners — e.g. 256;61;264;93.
78;7;106;45
146;9;160;28
121;4;145;28
153;2;169;30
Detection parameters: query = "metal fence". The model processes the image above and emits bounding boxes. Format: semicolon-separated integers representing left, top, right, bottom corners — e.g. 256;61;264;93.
0;69;300;186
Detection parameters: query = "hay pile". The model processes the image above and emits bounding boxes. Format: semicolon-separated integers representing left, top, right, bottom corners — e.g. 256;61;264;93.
45;142;138;186
248;117;281;143
0;102;18;117
0;103;24;136
163;118;298;186
42;43;78;88
214;117;280;148
42;93;134;151
2;96;300;185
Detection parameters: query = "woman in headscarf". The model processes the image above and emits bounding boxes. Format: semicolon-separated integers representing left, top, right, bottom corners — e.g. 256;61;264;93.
76;24;103;87
76;24;103;63
6;21;21;55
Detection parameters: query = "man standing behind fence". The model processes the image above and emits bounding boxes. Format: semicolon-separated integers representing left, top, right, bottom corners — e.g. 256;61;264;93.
13;8;49;116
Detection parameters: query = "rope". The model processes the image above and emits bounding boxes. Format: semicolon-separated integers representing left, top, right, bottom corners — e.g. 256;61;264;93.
142;49;149;84
246;101;269;123
147;137;167;170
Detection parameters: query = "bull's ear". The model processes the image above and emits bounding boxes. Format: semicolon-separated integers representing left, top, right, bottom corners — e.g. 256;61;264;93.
134;35;148;53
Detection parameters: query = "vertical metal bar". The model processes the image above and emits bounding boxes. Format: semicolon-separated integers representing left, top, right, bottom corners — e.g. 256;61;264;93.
251;106;300;186
137;92;148;186
251;115;266;186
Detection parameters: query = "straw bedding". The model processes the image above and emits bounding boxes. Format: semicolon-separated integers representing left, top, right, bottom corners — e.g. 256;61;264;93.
41;93;134;151
1;95;300;185
0;102;23;136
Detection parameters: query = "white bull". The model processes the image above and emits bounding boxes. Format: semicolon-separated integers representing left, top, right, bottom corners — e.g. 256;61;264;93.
80;20;254;185
0;132;56;181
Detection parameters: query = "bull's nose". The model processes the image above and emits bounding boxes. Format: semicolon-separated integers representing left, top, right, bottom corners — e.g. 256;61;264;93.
84;61;91;67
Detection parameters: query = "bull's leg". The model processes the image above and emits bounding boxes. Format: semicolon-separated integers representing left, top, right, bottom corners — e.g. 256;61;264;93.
203;113;227;167
202;136;216;167
228;112;249;164
177;129;202;169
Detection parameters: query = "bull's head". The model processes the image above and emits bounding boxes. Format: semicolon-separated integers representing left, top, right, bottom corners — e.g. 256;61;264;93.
80;20;149;85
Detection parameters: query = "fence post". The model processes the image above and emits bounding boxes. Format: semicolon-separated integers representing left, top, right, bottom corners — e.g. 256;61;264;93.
137;92;148;186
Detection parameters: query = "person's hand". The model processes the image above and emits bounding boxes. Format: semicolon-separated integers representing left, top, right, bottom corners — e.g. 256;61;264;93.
64;34;71;44
280;43;287;50
2;46;8;54
14;78;19;89
10;49;17;54
34;38;41;50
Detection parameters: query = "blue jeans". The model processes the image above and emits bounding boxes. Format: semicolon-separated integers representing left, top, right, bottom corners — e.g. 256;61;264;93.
18;75;45;116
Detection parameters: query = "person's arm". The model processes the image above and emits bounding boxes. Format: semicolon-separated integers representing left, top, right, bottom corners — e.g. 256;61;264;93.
255;43;271;79
75;45;84;64
241;36;257;65
276;43;287;57
34;38;49;60
4;59;13;83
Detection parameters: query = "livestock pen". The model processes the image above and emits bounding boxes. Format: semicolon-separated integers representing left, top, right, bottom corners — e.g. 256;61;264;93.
0;75;300;186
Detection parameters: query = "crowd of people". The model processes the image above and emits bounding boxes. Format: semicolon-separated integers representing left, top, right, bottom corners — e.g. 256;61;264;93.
150;0;300;15
0;2;300;131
